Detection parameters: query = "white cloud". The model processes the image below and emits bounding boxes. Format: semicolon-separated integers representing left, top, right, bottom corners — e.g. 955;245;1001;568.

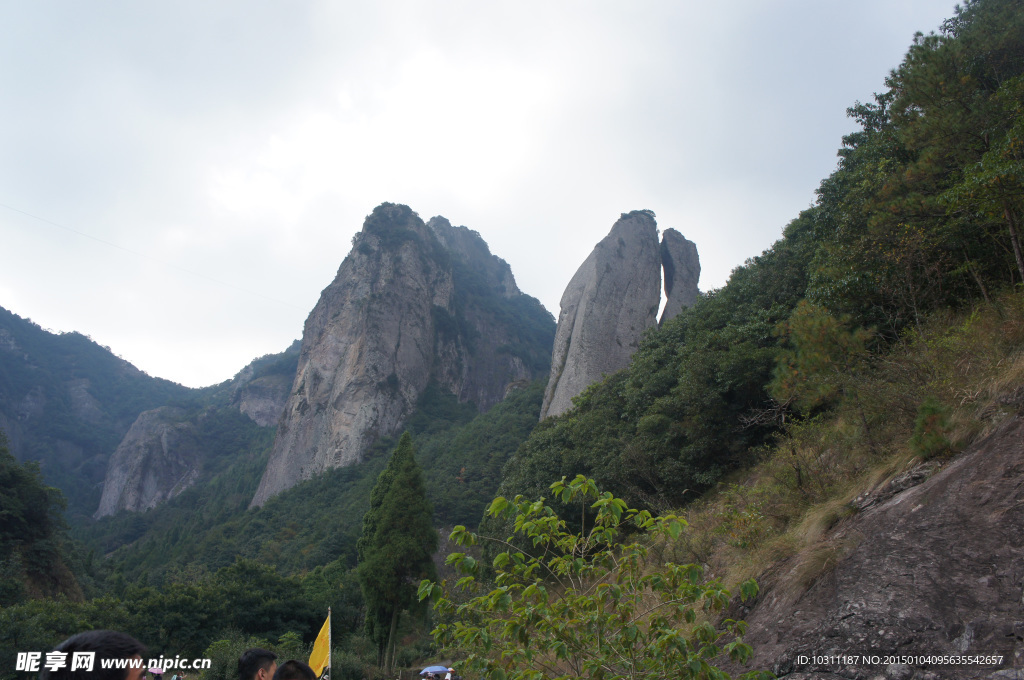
0;0;960;386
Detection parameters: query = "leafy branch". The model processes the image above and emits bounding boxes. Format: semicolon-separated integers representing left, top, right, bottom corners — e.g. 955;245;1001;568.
419;475;770;680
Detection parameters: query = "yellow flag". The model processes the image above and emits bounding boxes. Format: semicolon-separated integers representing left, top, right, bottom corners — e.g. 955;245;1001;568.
309;611;330;677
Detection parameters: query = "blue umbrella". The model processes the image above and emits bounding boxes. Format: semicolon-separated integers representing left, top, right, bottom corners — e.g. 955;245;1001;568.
420;667;449;675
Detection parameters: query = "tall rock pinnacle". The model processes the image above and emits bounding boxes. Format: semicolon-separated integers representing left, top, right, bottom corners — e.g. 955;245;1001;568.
660;228;700;324
539;212;701;420
251;203;554;507
540;211;663;419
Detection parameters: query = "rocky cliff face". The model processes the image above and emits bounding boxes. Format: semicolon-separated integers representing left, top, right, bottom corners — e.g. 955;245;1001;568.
234;374;292;427
250;203;554;507
540;211;700;419
728;412;1024;679
0;306;193;518
227;340;300;427
94;407;201;517
660;228;701;324
93;342;298;517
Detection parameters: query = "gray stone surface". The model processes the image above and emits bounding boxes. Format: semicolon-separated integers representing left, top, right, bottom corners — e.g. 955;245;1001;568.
250;204;545;507
67;378;105;425
540;210;662;419
427;216;518;298
236;374;293;427
94;406;201;518
659;227;700;324
727;414;1024;680
224;344;299;428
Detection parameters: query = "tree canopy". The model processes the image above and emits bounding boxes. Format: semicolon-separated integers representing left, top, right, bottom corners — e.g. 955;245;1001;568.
0;433;76;605
421;475;767;680
357;432;438;672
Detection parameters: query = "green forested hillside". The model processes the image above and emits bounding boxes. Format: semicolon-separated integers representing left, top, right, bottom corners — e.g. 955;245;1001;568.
0;383;545;679
2;2;1022;677
80;381;545;585
0;435;79;606
497;0;1024;513
0;307;194;517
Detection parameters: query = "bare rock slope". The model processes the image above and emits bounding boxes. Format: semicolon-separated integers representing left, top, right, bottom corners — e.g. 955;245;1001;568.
731;414;1024;679
94;407;201;518
251;203;553;507
94;341;299;517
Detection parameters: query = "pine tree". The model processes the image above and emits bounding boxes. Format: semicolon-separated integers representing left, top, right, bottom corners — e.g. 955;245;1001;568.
357;432;438;673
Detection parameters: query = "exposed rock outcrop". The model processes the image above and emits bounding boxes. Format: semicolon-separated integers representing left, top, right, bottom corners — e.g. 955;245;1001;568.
250;203;554;507
660;228;700;324
227;340;300;427
729;414;1024;679
67;378;106;425
427;216;519;298
93;341;299;517
235;374;293;427
94;406;202;518
540;210;681;420
0;305;194;518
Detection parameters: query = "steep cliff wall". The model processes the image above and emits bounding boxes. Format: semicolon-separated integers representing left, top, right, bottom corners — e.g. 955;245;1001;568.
540;211;700;419
251;203;553;507
660;227;700;324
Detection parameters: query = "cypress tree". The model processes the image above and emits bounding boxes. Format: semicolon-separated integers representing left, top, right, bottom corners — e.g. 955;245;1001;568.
356;432;437;672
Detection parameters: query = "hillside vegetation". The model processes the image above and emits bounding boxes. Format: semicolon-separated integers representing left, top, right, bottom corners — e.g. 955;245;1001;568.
73;381;545;584
1;1;1022;678
497;0;1024;516
0;306;193;518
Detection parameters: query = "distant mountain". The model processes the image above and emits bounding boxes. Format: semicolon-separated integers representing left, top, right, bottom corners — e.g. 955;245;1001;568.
0;306;192;519
2;203;554;528
92;342;299;518
0;303;304;521
75;203;555;580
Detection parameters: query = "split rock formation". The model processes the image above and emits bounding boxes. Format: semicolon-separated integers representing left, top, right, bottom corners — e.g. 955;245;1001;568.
540;211;700;419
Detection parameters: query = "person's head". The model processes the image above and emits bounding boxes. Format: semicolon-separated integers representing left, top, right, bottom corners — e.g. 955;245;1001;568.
238;649;277;680
39;630;147;680
272;660;317;680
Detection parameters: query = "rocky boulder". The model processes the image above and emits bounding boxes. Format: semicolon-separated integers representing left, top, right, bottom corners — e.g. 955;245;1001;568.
94;406;201;518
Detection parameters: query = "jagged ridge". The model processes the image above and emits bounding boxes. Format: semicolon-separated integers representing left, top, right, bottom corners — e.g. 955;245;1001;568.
250;203;554;507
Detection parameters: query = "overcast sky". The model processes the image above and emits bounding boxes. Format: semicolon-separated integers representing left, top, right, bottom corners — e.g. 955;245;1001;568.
0;1;958;388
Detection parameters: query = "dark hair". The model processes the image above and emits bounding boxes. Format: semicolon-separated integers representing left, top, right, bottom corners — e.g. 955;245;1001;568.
39;630;146;680
238;649;278;680
272;660;317;680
